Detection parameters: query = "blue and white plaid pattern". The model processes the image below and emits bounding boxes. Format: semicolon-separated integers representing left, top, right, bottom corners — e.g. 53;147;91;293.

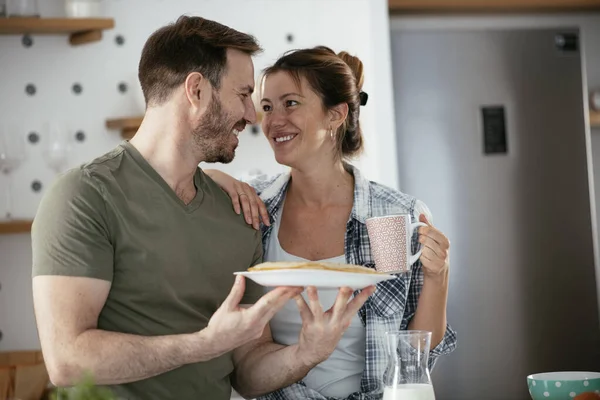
248;164;457;400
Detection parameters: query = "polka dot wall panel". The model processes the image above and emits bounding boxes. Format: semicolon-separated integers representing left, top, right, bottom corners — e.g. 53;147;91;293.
0;0;375;220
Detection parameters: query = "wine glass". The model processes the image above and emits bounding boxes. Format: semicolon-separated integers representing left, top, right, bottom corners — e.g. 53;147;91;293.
43;122;71;175
6;0;39;16
0;125;26;220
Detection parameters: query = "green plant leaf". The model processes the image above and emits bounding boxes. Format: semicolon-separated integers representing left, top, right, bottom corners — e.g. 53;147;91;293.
51;373;117;400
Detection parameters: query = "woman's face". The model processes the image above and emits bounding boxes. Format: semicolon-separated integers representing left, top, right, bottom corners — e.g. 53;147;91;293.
260;71;335;169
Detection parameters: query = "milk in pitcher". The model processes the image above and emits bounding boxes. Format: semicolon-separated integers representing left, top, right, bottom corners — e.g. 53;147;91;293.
383;383;436;400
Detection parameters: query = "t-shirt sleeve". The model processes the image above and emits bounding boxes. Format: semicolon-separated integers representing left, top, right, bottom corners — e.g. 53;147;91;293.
240;229;264;305
31;168;114;281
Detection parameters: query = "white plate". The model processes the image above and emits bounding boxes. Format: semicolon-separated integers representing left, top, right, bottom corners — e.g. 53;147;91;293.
234;269;395;290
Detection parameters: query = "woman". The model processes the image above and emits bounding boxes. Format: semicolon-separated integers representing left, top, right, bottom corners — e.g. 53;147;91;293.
206;46;456;399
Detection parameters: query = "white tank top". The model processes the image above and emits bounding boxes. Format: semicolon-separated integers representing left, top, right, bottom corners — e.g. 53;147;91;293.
264;204;366;398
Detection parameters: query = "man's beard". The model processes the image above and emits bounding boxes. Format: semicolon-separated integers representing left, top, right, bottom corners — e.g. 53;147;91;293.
192;95;240;164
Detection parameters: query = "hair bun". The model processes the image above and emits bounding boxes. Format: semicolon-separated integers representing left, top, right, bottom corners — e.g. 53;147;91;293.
337;51;364;91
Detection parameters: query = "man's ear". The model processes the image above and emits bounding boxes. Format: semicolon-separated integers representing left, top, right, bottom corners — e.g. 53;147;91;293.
184;72;206;106
329;102;349;131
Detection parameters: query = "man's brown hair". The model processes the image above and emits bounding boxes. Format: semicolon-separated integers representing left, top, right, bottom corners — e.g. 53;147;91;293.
139;15;261;106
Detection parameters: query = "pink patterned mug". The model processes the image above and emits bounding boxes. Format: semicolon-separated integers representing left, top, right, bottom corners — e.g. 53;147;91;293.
365;214;427;274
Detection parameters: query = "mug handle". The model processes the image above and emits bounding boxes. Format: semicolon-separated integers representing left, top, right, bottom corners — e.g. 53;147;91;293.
408;222;428;265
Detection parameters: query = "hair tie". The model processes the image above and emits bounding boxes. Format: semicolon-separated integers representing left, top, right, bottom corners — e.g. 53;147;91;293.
359;91;368;106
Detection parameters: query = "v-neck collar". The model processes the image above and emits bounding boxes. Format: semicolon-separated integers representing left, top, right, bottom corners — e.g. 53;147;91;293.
121;141;204;213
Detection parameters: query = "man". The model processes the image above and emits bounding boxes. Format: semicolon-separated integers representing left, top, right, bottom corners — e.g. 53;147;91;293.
32;15;373;400
31;16;300;400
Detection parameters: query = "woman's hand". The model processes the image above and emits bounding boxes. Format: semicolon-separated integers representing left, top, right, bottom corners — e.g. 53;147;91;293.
294;285;375;366
204;169;270;230
418;214;450;280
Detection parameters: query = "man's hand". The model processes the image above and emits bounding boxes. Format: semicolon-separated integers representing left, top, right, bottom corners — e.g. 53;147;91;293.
204;275;303;356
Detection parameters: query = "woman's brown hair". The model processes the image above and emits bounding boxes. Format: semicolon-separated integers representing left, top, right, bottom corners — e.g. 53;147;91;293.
262;46;366;159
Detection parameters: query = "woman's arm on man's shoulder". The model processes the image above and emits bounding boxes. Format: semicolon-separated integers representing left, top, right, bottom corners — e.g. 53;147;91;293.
203;169;271;229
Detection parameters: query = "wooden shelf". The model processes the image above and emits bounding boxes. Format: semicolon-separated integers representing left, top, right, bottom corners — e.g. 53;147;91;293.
0;17;115;46
591;110;600;128
0;220;32;235
388;0;600;13
106;116;143;139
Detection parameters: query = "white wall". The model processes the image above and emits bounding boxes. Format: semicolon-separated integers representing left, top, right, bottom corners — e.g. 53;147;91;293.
0;0;395;351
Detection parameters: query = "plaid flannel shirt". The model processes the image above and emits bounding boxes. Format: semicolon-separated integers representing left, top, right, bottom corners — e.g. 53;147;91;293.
247;164;457;400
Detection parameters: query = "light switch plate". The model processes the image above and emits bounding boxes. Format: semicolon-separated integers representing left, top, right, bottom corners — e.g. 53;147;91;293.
482;106;508;155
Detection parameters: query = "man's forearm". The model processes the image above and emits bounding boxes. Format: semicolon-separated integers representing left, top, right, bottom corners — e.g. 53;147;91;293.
52;328;218;386
233;342;316;398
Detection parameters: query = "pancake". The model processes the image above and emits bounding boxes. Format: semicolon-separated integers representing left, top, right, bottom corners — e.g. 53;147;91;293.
248;261;385;275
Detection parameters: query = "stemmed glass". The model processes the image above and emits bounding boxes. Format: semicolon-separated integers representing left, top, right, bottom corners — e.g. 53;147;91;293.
0;125;26;220
6;0;39;17
43;122;71;175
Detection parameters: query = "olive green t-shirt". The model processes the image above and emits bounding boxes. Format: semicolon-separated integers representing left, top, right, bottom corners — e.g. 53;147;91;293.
32;141;264;400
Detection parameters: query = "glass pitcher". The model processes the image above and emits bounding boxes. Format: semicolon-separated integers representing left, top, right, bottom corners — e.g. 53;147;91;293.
383;330;436;400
